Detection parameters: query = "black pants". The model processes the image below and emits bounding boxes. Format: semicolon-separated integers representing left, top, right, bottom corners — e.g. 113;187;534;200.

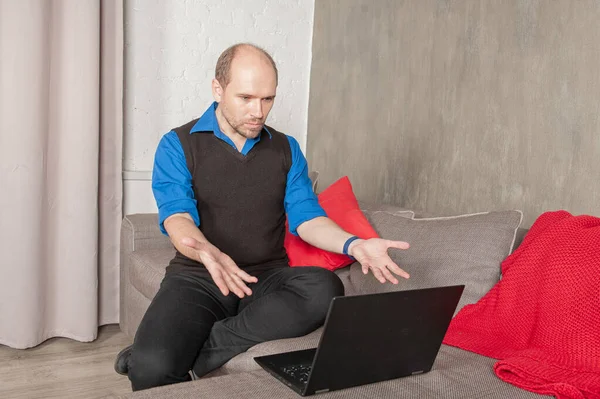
128;265;344;391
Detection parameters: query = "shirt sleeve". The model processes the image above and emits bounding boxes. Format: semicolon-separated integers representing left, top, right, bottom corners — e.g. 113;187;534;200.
285;136;327;235
151;131;200;235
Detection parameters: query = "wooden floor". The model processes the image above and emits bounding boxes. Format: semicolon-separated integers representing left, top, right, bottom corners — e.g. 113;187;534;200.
0;325;134;399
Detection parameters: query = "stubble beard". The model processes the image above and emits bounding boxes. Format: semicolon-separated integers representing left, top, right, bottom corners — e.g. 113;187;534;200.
225;114;263;139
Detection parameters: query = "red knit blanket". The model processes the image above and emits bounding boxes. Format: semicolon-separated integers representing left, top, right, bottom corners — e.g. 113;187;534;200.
443;210;600;399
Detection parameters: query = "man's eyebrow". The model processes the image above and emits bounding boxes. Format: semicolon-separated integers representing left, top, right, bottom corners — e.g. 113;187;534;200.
237;94;276;99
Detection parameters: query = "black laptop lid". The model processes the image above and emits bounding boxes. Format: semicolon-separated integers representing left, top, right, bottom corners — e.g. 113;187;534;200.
305;285;464;394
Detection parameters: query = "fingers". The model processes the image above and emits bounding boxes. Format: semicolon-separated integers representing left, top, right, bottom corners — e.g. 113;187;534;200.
370;266;386;284
220;257;257;297
218;262;251;298
205;259;253;298
221;256;258;284
387;240;410;250
357;239;410;283
195;247;259;298
220;267;257;298
380;267;399;285
225;271;257;298
362;263;410;284
212;269;254;298
228;268;258;297
210;269;230;297
235;269;258;284
387;263;410;279
230;273;253;296
222;271;247;298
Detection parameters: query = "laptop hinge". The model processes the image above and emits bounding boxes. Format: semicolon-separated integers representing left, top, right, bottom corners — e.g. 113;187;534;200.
315;389;330;394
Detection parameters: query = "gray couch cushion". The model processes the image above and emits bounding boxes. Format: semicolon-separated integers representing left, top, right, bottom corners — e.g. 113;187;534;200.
121;345;548;398
349;211;523;312
129;248;174;300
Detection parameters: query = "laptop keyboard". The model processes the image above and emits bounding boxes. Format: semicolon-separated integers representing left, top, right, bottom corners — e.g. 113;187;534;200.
281;364;312;384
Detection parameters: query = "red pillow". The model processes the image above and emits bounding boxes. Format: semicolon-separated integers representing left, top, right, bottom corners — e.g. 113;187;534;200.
285;176;379;271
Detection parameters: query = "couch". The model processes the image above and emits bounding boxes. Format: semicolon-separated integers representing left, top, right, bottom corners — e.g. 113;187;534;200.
117;177;550;399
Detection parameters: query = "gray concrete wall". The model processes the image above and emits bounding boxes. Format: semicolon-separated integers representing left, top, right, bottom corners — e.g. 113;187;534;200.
306;0;600;227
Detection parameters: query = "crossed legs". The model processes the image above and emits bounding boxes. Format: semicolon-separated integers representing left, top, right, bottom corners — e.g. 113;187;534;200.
127;266;344;391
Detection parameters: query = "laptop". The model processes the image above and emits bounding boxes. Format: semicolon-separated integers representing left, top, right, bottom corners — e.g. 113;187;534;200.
253;284;464;396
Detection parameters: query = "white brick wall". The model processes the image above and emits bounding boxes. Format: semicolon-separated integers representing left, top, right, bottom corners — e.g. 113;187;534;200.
123;0;315;214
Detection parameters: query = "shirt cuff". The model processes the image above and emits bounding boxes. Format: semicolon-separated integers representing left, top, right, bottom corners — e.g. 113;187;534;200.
158;199;200;235
288;208;328;236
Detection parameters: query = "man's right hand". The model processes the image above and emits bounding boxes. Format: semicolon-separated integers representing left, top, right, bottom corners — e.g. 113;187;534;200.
180;237;258;298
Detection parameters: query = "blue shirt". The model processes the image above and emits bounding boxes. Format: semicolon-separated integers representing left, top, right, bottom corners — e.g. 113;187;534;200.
152;102;326;236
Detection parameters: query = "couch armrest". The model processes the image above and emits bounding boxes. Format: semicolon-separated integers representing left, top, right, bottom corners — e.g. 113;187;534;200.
121;213;172;252
120;213;172;332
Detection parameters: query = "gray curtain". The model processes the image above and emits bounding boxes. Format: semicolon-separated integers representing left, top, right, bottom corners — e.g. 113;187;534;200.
0;0;123;349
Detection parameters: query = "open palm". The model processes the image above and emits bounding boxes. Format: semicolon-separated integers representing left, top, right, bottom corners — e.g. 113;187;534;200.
181;237;258;298
350;238;410;284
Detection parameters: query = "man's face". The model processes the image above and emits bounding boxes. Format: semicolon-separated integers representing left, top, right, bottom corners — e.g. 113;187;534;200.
212;53;277;139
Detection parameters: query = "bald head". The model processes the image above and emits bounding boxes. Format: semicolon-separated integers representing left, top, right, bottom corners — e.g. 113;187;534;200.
215;43;278;88
211;43;278;142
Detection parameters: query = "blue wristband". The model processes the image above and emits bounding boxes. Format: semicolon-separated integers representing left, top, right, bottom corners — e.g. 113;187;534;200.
342;236;361;259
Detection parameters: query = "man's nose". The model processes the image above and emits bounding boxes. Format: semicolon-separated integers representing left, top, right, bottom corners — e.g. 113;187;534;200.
250;100;263;119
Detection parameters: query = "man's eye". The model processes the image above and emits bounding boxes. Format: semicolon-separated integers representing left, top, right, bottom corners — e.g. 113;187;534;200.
263;98;274;102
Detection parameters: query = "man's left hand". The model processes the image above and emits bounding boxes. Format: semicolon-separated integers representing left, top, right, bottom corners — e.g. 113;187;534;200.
349;238;410;284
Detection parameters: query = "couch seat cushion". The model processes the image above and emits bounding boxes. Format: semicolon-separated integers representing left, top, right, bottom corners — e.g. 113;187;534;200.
121;345;549;399
129;248;175;300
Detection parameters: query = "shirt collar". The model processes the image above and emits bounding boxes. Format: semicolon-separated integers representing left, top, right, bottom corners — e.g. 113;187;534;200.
190;101;272;139
190;102;218;133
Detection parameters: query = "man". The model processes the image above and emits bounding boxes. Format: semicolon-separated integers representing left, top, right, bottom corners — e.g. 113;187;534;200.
115;43;411;391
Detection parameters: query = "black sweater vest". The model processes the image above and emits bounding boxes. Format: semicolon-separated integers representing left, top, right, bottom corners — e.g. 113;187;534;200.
167;118;292;275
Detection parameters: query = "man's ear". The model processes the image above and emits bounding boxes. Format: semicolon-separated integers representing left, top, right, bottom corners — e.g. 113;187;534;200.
212;78;223;102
